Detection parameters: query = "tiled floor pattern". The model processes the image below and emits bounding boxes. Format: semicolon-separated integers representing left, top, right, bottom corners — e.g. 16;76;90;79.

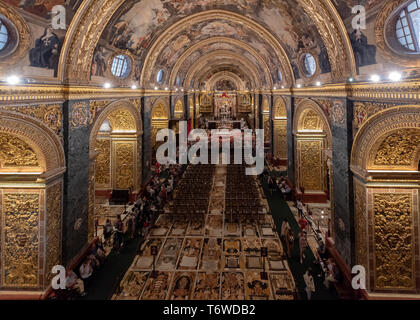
113;164;296;300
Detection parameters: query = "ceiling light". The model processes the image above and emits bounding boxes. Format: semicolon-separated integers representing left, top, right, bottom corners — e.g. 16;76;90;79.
296;84;302;88
370;74;380;82
316;81;321;86
165;87;168;91
388;71;402;82
131;84;137;90
281;86;285;89
104;82;112;89
348;78;354;82
154;86;158;90
273;86;277;90
6;75;20;85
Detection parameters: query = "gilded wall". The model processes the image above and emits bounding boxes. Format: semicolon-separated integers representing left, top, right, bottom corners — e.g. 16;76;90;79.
370;191;417;291
297;139;323;192
114;142;135;190
273;120;287;159
1;190;42;288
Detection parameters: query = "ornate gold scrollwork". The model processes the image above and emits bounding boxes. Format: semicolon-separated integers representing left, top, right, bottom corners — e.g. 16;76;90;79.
2;192;40;288
0;2;32;73
375;0;420;68
0;132;39;168
373;193;415;290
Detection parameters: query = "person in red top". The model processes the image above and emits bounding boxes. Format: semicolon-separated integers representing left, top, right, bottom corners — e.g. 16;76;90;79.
299;217;308;231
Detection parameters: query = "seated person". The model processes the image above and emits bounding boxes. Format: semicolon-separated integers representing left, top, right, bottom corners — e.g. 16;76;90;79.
66;269;86;296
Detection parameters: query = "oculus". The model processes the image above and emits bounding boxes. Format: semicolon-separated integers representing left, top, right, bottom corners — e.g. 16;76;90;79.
395;0;420;52
0;15;18;58
302;53;317;77
111;54;131;78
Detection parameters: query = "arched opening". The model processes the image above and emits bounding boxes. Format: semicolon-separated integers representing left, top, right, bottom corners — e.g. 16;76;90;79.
351;105;420;294
89;101;142;240
0;111;65;291
294;100;332;204
151;100;170;160
272;98;288;165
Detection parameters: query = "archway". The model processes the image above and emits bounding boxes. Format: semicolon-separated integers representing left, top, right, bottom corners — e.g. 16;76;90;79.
351;105;420;294
0;111;66;291
89;100;142;239
294;99;332;203
151;99;170;159
272;97;288;165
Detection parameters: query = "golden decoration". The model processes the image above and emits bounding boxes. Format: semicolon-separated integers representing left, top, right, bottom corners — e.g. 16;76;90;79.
90;100;111;125
373;193;415;290
0;132;39;168
174;100;184;119
298;140;323;191
351;106;420;173
115;143;134;189
59;0;125;83
152;102;169;120
71;103;89;128
2;104;63;137
45;183;62;285
273;98;287;119
296;0;356;80
375;0;420;68
0;2;32;73
374;129;420;167
273;121;287;159
2;192;40;288
95;139;111;186
108;109;136;132
354;180;367;269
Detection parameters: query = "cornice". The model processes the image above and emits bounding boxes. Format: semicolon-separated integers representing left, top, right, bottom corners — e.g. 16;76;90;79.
0;80;419;103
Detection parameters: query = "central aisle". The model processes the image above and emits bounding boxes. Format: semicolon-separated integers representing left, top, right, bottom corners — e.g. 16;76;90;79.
113;163;296;300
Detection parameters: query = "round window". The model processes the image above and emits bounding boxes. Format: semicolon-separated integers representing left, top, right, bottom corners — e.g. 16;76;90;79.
302;53;317;77
395;0;420;53
111;54;131;78
0;19;9;52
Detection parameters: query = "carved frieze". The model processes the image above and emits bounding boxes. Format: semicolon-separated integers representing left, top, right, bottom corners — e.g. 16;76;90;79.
0;133;39;168
373;193;415;290
115;143;134;190
95;139;111;186
298;140;323;191
2;192;40;288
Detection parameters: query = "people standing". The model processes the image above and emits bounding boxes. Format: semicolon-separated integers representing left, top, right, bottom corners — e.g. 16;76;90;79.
304;267;315;300
298;230;308;264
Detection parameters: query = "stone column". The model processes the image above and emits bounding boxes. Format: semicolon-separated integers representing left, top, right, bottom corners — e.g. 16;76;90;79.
62;100;91;264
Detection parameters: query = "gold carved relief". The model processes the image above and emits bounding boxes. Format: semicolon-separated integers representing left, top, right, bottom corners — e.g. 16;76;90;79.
174;100;184;119
45;183;62;284
71;103;89;128
0;133;39;168
273;121;287;159
0;3;32;72
299;140;323;191
152;103;169;120
2;105;63;137
95;139;111;186
374;129;420;167
373;193;415;290
89;100;110;125
354;180;367;269
115;143;134;190
108;109;136;132
2;193;40;288
300;110;323;131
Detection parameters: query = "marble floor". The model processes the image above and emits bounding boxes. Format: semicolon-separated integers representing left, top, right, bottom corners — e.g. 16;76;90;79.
113;164;296;300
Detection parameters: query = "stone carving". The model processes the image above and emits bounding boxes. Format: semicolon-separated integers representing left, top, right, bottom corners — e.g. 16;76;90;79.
301;110;323;131
2;193;40;288
0;133;39;167
331;100;345;126
45;183;62;284
71;103;89;128
354;180;367;269
273;99;287;118
299;140;323;191
353;102;396;136
2;104;63;137
89;100;110;125
95;139;111;186
108;109;136;131
115;143;134;189
273;121;287;159
152;103;169;120
374;129;420;167
373;193;415;290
